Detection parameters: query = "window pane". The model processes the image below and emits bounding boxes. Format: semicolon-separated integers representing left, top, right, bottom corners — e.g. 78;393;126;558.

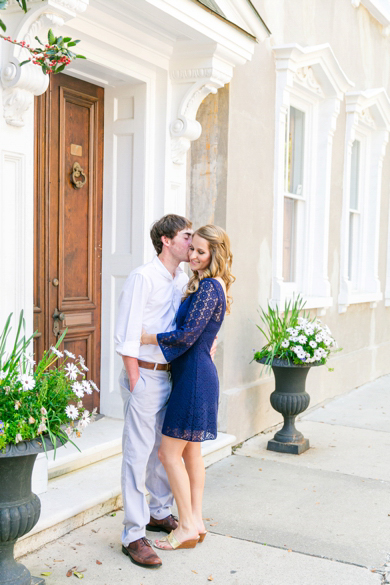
288;106;305;196
283;197;295;282
348;212;359;288
350;140;360;211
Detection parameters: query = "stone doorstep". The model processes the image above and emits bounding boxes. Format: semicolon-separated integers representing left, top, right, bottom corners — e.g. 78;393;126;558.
16;431;236;559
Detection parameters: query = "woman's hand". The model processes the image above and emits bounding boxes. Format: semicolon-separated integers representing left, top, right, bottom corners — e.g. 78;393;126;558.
140;329;148;346
140;329;158;346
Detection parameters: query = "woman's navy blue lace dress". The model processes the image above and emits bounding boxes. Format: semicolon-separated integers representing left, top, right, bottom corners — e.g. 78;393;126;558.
157;278;226;442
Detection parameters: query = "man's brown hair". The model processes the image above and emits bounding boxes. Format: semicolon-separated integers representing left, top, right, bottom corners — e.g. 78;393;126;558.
150;214;192;255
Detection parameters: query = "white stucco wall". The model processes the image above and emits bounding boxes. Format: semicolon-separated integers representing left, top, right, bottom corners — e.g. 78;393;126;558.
218;0;390;442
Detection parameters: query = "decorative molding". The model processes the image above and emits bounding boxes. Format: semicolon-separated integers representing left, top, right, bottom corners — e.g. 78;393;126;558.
2;87;34;126
169;64;231;164
1;0;89;126
295;66;324;97
270;44;354;311
352;0;390;35
359;108;376;128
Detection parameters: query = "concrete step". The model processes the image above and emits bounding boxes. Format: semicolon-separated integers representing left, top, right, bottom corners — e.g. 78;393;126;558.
16;431;236;558
47;416;123;479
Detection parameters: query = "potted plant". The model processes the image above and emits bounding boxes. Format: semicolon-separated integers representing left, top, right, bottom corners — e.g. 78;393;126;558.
0;311;99;585
254;297;340;454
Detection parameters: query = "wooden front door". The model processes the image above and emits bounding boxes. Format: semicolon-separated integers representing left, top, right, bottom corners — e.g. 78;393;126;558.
34;74;104;411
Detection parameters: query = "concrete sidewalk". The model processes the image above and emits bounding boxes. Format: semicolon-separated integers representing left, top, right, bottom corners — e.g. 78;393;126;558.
20;375;390;585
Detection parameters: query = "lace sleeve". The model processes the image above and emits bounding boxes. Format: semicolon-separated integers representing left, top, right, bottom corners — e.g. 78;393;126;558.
157;279;220;362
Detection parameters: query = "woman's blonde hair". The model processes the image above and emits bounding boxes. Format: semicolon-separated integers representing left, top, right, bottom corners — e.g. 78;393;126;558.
183;225;235;314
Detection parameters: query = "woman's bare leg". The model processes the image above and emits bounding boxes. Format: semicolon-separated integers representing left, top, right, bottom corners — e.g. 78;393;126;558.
182;441;206;534
155;435;199;549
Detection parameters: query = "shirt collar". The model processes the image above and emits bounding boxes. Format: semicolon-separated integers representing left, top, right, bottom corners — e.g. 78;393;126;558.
153;255;184;281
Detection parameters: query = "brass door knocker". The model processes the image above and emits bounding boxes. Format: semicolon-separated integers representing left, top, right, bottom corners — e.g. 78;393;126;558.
71;162;87;189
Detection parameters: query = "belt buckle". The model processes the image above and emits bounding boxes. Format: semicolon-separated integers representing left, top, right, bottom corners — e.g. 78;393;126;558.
154;363;158;371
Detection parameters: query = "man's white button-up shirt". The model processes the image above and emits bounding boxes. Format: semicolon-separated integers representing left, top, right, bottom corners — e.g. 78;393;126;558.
115;255;189;364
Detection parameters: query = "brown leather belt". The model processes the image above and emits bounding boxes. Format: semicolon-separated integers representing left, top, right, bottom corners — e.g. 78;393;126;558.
138;359;171;371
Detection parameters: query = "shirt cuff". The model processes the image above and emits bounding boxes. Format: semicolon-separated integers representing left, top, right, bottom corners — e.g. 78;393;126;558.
115;340;140;358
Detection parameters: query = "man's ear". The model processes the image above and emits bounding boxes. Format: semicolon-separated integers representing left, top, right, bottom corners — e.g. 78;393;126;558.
161;235;171;248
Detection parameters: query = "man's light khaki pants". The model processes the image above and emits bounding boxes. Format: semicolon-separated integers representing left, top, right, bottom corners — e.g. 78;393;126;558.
119;366;173;545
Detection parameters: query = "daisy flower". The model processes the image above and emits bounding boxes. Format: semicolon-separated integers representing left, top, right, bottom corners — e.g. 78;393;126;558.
82;380;92;395
50;346;64;358
65;405;79;420
65;363;79;380
64;350;76;359
90;380;100;393
15;433;23;443
18;374;36;391
72;381;84;398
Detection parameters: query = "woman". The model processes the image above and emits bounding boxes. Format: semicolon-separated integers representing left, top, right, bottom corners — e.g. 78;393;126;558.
140;224;234;551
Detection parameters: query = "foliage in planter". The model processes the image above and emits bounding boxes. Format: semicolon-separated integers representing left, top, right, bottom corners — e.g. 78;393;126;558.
0;1;85;74
0;311;99;452
253;296;340;369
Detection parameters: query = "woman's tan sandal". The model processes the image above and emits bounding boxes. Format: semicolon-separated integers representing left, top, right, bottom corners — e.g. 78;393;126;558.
198;532;207;543
154;531;199;550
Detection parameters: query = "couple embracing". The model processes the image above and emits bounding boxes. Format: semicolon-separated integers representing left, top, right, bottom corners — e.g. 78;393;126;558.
114;214;234;568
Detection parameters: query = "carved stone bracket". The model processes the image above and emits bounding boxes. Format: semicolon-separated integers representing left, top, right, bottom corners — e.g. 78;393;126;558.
170;66;231;164
295;66;324;97
1;0;89;126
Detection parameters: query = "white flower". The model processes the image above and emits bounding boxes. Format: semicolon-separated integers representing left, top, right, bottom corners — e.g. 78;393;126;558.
298;335;307;344
28;416;35;424
15;433;23;443
82;409;90;419
323;337;332;347
65;405;79;420
0;371;6;380
281;340;289;348
14;401;21;410
78;355;85;365
315;333;323;343
298;317;308;325
37;422;47;434
80;362;89;372
18;374;36;391
72;381;84;398
290;336;299;343
82;380;92;395
50;346;64;358
90;380;99;393
286;327;296;334
305;326;315;336
41;406;47;415
65;363;79;380
24;354;36;366
309;340;317;348
64;350;76;359
65;426;73;438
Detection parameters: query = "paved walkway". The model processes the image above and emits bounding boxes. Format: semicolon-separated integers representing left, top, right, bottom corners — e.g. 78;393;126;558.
20;375;390;585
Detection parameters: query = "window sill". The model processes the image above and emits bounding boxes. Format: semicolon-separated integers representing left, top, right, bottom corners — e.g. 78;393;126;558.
338;291;383;313
270;295;333;315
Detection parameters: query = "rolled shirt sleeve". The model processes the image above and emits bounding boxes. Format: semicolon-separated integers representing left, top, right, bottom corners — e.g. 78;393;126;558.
114;272;151;358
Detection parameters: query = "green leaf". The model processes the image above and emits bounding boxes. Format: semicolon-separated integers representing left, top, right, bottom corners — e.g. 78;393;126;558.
63;37;72;42
0;18;6;32
35;36;44;46
76;55;86;59
67;42;77;47
41;573;52;577
54;64;66;73
19;59;31;67
48;28;56;45
73;572;84;579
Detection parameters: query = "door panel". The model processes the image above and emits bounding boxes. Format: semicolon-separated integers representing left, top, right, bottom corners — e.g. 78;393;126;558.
34;74;104;412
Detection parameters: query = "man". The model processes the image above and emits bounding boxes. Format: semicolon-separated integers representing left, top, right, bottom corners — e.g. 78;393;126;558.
114;214;193;569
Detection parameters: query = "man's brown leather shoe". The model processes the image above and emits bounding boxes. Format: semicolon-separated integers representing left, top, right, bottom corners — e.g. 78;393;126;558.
146;514;178;534
122;537;162;568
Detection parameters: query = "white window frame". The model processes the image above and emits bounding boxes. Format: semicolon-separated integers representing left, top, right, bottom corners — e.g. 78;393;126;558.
272;44;353;314
339;89;390;312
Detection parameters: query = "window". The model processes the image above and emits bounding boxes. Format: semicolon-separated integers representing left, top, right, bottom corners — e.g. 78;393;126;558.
348;140;361;290
283;106;305;283
339;89;390;312
272;44;353;313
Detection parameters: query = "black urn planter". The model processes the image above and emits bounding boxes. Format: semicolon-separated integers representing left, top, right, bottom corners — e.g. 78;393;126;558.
257;357;321;455
0;436;64;585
